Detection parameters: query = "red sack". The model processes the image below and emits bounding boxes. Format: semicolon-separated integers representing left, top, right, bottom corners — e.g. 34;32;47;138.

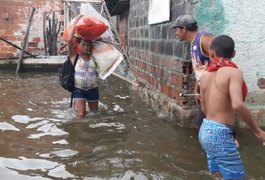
62;27;80;53
75;16;108;41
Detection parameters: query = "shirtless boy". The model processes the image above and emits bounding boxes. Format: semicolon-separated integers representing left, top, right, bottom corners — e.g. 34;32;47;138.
199;35;265;179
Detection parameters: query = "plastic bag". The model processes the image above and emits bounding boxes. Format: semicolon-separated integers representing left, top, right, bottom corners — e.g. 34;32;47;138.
91;41;123;80
75;16;108;41
62;16;108;41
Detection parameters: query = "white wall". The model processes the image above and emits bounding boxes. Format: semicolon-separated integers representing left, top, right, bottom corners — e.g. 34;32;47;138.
195;0;265;91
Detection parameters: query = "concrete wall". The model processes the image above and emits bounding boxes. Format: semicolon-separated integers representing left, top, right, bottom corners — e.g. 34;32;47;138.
0;0;63;58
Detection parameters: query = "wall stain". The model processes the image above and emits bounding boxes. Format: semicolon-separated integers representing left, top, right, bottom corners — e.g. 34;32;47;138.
257;78;265;89
195;0;228;36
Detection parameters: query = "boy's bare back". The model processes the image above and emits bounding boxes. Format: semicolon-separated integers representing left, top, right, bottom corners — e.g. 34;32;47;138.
200;67;245;125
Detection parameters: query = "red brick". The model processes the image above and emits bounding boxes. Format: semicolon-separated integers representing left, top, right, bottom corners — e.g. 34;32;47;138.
170;73;183;87
0;29;5;35
0;18;9;24
7;24;19;30
0;46;9;53
171;88;181;103
4;30;14;36
6;36;16;41
4;7;20;14
0;52;14;58
0;12;8;18
33;37;41;42
162;83;169;96
0;7;6;13
8;46;17;53
167;58;174;71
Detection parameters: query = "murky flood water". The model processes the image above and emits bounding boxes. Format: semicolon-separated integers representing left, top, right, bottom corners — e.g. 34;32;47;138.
0;72;264;180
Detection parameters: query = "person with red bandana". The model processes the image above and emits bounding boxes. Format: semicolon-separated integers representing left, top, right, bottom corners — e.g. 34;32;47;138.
199;35;265;179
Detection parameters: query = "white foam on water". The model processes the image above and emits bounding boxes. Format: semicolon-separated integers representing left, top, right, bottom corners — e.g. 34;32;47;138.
0;157;74;179
99;101;108;110
28;123;68;139
116;149;139;156
41;101;48;105
114;95;130;100
52;139;69;145
30;117;45;121
28;101;37;106
26;120;49;129
118;170;148;180
47;164;76;179
11;115;44;124
0;122;20;131
0;156;58;171
157;112;167;119
92;146;107;153
51;98;69;105
50;108;75;120
11;115;30;124
89;122;125;130
113;104;124;112
0;163;49;180
39;149;78;158
83;170;149;180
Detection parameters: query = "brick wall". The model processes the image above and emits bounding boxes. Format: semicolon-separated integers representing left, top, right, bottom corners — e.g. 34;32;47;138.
0;0;63;58
127;0;196;126
117;11;128;47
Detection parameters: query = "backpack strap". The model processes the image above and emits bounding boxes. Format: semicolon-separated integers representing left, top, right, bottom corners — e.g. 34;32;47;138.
73;54;79;67
70;54;79;108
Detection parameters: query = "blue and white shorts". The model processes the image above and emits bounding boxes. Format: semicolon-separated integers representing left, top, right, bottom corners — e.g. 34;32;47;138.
198;118;245;179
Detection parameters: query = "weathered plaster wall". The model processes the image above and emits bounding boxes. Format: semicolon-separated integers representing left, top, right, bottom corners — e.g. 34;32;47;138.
194;0;265;126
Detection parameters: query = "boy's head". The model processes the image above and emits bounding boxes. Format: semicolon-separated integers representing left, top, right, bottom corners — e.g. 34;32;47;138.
210;35;235;59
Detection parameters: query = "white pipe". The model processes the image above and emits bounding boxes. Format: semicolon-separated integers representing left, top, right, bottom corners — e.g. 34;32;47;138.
112;73;140;87
179;93;199;97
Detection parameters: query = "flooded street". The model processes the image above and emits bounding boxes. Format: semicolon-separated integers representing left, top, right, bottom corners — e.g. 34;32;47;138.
0;72;264;180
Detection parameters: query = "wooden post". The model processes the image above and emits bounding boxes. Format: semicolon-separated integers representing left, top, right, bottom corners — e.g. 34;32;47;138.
43;12;48;55
16;7;36;74
45;11;61;55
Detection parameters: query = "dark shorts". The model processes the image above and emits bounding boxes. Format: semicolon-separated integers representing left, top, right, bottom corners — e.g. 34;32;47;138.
72;87;99;102
199;119;245;179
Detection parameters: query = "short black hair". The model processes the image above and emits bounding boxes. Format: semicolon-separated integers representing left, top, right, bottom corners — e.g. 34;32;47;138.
76;37;92;45
76;37;82;44
186;23;198;31
210;35;235;58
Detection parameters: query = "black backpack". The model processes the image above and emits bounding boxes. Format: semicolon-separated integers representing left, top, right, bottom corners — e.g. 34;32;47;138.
58;54;79;107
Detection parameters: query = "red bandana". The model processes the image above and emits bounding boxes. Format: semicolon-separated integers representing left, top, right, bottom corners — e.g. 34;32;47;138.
207;57;248;101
